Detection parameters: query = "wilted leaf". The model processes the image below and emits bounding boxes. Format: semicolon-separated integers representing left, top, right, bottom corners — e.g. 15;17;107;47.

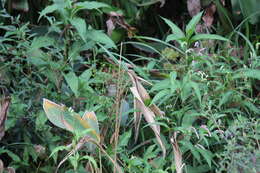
0;97;11;141
42;99;100;142
171;133;183;173
187;0;201;17
128;70;166;157
106;18;115;36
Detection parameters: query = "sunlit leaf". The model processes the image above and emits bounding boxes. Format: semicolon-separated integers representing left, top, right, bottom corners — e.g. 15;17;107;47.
185;11;203;39
161;17;185;39
190;34;229;43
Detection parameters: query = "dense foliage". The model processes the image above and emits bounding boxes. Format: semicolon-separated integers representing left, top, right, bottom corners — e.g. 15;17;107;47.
0;0;259;173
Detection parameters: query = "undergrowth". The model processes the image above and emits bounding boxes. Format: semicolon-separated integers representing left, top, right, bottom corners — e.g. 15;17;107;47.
0;0;259;173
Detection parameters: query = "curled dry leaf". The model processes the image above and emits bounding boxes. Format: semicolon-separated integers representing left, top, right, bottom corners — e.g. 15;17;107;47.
202;3;216;27
0;97;11;141
171;132;183;173
187;0;201;17
128;70;166;157
106;12;136;38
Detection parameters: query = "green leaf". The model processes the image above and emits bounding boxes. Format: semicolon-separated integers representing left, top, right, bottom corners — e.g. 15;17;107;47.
151;89;170;105
233;69;260;80
79;69;92;82
80;156;98;169
237;0;260;24
161;17;185;39
86;30;116;48
196;147;213;168
185;11;203;39
118;130;132;148
151;79;171;91
180;140;201;163
38;4;59;21
49;145;68;158
70;18;87;42
0;149;21;162
242;101;260;114
75;1;109;10
190;81;201;104
166;34;184;42
218;91;233;108
64;72;79;97
190;34;229;43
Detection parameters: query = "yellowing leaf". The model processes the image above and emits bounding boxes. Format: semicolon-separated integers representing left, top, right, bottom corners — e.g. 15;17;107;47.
42;99;100;142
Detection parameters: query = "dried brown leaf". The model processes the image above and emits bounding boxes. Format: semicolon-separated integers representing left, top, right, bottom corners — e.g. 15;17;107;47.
187;0;201;17
0;97;11;141
171;133;183;173
106;18;115;36
133;98;142;143
202;3;216;27
6;167;15;173
0;159;3;173
130;87;166;157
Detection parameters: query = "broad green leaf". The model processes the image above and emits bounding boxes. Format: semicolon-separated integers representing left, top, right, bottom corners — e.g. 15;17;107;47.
233;69;260;80
0;149;21;162
180;140;201;163
242;101;260;114
49;145;68;158
190;82;201;104
196;147;213;168
218;91;233;108
151;79;171;91
161;17;185;39
86;30;116;48
151;89;170;105
80;156;98;169
38;4;59;21
237;0;260;24
70;18;87;42
79;69;92;82
190;34;229;43
166;34;186;43
185;11;203;39
64;72;79;97
74;1;109;11
118;130;132;148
